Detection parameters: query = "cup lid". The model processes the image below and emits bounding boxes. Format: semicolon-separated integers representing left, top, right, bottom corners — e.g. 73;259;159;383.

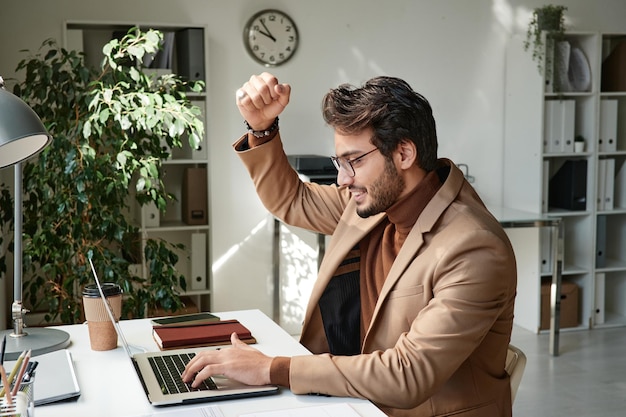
82;283;122;298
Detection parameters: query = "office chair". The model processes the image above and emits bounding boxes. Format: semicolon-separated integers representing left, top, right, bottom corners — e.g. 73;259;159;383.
505;344;527;403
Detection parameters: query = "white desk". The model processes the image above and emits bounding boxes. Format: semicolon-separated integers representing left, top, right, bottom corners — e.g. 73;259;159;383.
35;310;386;417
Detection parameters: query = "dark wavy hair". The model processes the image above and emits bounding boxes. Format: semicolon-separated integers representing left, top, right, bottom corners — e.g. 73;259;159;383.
322;76;438;171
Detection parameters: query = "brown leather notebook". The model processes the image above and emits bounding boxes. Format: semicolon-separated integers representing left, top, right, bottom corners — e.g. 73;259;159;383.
152;319;256;350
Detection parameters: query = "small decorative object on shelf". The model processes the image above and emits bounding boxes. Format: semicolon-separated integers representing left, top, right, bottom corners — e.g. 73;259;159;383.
574;135;585;153
524;4;568;81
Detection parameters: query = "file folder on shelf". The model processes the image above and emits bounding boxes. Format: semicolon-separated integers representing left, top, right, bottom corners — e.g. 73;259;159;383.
548;159;587;210
597;159;606;211
540;227;552;274
561;100;575;153
544;100;575;153
599;99;618;152
542;160;550;213
190;232;207;290
594;273;605;325
544;101;562;153
596;215;607;268
604;158;615;210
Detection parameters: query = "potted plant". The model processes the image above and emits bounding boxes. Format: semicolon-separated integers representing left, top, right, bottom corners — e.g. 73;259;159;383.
574;134;585;152
0;27;205;323
524;5;568;80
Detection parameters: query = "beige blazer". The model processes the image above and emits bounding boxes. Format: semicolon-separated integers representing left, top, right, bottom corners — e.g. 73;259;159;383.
235;134;517;417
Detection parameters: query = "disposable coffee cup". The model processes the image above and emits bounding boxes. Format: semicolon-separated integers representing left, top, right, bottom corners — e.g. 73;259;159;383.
82;283;122;351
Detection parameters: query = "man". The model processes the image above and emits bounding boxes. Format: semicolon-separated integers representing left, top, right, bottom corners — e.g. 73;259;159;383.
182;72;517;417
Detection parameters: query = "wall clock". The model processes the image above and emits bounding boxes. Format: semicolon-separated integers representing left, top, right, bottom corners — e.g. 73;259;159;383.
243;9;299;67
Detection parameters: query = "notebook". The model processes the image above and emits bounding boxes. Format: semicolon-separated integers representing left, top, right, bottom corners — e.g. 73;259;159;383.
87;258;279;406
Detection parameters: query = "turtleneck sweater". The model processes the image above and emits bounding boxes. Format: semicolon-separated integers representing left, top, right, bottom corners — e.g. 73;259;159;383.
358;169;441;340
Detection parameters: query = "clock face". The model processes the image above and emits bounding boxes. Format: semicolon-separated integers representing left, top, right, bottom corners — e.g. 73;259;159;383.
244;9;299;67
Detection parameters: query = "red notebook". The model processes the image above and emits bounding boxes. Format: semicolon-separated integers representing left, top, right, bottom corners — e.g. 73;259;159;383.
152;319;256;350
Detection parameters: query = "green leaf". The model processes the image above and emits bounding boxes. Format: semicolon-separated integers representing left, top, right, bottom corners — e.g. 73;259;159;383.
127;45;145;61
116;152;127;167
128;66;139;82
83;120;92;137
99;108;110;123
103;89;113;103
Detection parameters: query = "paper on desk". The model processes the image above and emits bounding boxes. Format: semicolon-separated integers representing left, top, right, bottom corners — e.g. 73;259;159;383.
132;405;224;417
239;403;362;417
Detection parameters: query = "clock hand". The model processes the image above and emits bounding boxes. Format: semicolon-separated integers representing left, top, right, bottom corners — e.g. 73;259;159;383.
258;29;276;42
259;20;276;42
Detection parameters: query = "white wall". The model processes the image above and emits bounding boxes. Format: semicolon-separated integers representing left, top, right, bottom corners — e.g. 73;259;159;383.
2;0;626;326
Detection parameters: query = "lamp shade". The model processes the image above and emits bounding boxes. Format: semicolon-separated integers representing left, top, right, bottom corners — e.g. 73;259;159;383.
0;87;52;168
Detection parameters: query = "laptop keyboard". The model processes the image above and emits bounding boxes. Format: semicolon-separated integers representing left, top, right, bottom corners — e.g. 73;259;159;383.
148;352;218;395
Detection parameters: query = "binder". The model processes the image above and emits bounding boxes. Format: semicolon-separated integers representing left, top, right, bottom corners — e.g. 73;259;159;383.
604;158;615;210
181;167;208;225
540;227;552;274
548;159;587;210
594;273;605;325
142;201;160;227
596;215;607;268
599;100;618;152
190;232;207;290
543;101;551;153
544;101;562;153
542;159;550;213
597;159;606;211
175;28;206;85
561;100;575;153
544;100;575;153
617;159;626;209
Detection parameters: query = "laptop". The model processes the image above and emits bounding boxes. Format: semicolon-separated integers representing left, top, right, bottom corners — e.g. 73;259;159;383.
88;259;279;406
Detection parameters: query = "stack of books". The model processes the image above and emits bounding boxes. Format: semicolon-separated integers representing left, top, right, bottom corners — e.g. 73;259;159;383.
151;313;256;350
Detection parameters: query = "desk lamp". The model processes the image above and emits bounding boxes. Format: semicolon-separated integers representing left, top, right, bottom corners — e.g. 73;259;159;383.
0;76;70;360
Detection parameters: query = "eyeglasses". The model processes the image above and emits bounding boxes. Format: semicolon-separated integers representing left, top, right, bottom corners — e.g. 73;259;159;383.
330;148;379;177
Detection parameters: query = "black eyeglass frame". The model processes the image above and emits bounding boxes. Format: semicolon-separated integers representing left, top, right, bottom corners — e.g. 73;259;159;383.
330;147;379;177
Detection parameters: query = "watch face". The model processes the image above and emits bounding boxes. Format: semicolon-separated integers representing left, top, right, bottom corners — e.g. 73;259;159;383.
244;9;299;67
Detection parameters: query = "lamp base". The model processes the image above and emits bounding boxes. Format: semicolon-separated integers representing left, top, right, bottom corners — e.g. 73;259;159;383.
0;327;70;360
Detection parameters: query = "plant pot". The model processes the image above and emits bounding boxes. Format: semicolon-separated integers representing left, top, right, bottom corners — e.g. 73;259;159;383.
574;141;585;153
537;9;564;32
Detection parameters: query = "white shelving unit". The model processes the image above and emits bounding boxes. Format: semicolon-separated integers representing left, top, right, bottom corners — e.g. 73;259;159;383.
504;30;626;332
595;33;626;328
63;21;211;312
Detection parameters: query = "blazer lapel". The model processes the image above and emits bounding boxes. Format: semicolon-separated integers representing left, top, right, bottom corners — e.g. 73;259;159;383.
366;159;466;336
368;220;425;324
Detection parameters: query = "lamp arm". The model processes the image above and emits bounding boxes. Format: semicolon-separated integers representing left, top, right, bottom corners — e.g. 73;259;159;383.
11;162;27;337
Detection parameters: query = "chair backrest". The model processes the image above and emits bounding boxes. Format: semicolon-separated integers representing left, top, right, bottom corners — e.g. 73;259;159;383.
505;344;527;403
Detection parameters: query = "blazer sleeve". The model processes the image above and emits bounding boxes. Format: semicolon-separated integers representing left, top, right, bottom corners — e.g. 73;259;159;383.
234;133;350;236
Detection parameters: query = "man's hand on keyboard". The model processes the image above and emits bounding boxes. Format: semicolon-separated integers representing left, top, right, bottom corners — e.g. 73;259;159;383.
181;333;273;388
